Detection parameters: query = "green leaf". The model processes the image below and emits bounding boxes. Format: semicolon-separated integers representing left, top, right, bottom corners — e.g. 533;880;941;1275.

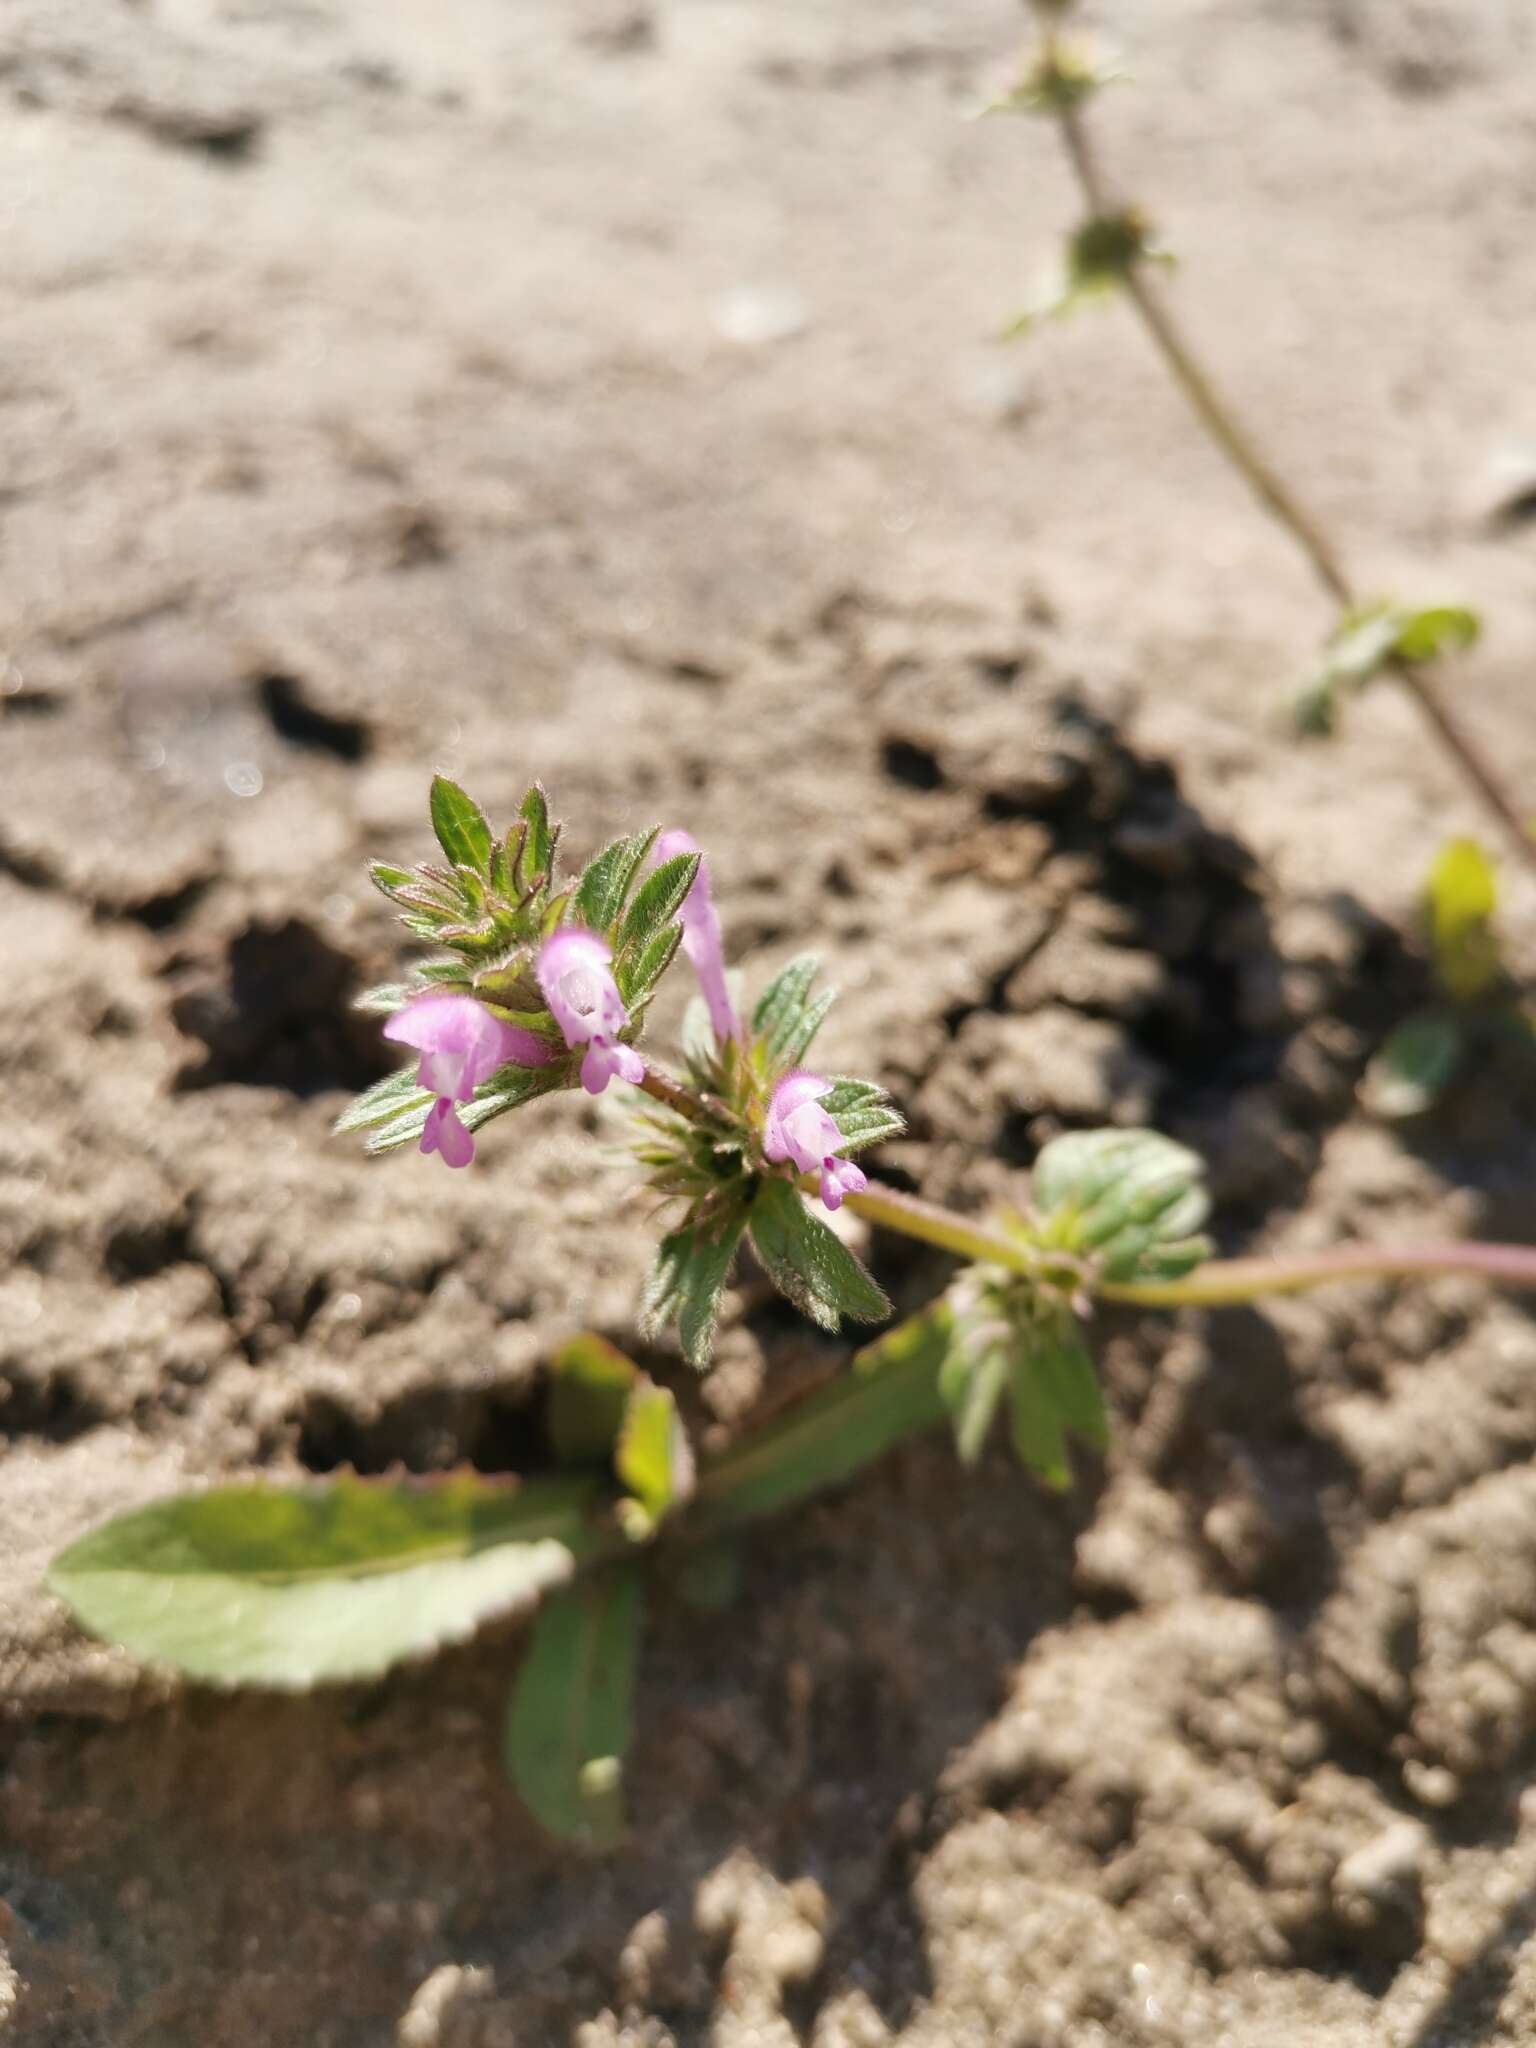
352;982;413;1017
983;40;1126;116
1296;601;1481;735
617;851;699;962
819;1078;906;1152
778;990;836;1069
429;775;493;876
1031;1127;1210;1283
573;830;658;935
616;1381;695;1537
517;783;555;890
1033;1320;1109;1451
1427;836;1501;1003
1361;1010;1465;1119
48;1472;598;1689
1395;605;1480;664
940;1343;1010;1466
747;1180;891;1334
548;1333;639;1464
687;1302;955;1533
640;1212;748;1370
334;1064;432;1135
503;1566;645;1850
368;860;417;901
1007;1354;1071;1491
752;956;822;1064
363;1062;565;1155
619;922;683;1008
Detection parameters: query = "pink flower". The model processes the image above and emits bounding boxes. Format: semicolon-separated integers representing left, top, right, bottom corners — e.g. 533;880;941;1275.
655;829;738;1044
536;927;645;1096
383;994;551;1169
763;1071;868;1212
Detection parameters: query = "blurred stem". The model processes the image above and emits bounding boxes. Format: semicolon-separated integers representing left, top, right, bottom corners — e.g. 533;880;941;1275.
1101;1241;1536;1307
1035;13;1536;876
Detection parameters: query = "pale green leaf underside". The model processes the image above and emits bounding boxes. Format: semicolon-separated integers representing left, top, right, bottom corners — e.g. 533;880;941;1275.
49;1474;596;1689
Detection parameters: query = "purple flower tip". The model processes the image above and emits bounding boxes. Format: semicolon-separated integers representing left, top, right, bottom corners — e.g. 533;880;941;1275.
819;1157;868;1213
383;992;550;1170
764;1071;861;1211
655;828;738;1044
536;927;642;1097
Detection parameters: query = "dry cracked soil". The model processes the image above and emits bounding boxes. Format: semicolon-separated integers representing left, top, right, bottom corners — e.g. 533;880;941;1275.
6;1;1536;2043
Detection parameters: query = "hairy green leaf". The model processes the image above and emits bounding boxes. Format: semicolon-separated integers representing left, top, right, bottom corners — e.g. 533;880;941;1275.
778;989;836;1068
49;1472;598;1689
641;1212;748;1370
619;921;684;1008
352;982;413;1017
429;775;493;876
503;1566;645;1849
574;830;659;936
363;1062;565;1154
367;860;417;901
819;1077;906;1152
752;956;821;1063
617;851;699;961
747;1179;891;1333
334;1064;433;1135
517;784;555;889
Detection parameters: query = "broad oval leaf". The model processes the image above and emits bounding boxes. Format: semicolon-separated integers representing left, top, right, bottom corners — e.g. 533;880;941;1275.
49;1472;599;1690
747;1179;891;1332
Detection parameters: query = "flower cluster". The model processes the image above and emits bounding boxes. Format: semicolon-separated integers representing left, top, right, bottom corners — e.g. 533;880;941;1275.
341;780;904;1360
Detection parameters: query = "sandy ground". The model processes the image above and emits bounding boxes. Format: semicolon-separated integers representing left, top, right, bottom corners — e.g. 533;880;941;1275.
6;0;1536;2041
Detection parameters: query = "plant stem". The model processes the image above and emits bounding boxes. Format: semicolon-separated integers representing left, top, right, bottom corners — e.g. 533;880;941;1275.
637;1065;714;1121
848;1181;1536;1308
1099;1241;1536;1307
1038;23;1536;876
638;1061;1536;1305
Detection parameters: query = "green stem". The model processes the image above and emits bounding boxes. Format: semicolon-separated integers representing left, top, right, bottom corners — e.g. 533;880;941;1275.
839;1181;1029;1268
1037;17;1536;876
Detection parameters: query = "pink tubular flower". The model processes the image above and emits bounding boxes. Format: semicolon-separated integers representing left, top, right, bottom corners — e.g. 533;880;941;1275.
763;1071;868;1213
535;927;645;1096
383;994;551;1169
655;829;739;1044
